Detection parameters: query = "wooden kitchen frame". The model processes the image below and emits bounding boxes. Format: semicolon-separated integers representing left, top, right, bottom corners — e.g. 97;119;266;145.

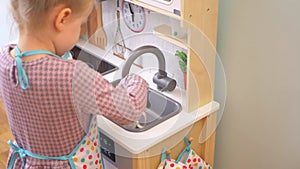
125;0;219;168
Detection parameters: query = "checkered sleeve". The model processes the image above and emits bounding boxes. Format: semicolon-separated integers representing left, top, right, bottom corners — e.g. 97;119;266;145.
0;46;5;99
72;61;149;125
118;74;149;113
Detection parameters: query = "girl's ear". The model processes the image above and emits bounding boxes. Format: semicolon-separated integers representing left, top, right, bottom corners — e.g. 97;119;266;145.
55;8;72;31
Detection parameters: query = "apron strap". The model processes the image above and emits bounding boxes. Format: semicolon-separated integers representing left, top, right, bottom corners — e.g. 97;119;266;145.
161;147;167;162
7;140;27;169
14;46;70;90
183;135;191;151
160;147;171;162
175;135;192;164
7;138;86;169
62;51;71;60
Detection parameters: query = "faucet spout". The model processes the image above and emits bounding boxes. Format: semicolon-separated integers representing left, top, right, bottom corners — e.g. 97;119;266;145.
122;45;176;92
122;46;166;77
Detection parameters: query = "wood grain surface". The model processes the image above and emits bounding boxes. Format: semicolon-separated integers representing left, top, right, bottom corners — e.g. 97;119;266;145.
0;99;13;168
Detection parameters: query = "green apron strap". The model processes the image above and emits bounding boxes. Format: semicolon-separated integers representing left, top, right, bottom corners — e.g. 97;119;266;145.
13;46;70;90
175;135;192;164
7;140;27;169
161;147;167;162
160;147;171;162
7;138;86;169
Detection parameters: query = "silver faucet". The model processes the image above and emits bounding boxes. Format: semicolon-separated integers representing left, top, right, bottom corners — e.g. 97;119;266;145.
122;45;176;92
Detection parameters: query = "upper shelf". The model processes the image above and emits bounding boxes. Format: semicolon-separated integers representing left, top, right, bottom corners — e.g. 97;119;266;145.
125;0;182;19
153;24;188;49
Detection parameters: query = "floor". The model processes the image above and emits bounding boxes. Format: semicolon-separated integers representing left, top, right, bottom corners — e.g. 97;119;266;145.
0;99;13;168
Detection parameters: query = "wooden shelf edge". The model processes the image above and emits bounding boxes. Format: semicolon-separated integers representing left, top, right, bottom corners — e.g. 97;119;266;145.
153;24;188;49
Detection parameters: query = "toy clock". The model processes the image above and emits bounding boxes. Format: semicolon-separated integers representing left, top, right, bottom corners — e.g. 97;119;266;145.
121;0;146;33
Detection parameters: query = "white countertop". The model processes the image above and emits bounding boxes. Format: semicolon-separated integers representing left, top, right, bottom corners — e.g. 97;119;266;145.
97;101;219;155
76;40;220;155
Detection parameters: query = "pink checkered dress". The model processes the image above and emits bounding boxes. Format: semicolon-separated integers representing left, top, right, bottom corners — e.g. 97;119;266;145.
0;44;149;168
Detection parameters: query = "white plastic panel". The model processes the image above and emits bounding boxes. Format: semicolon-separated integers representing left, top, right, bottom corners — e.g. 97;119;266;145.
137;0;181;15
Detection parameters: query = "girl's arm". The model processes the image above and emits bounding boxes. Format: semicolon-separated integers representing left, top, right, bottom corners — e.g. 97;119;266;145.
73;61;149;125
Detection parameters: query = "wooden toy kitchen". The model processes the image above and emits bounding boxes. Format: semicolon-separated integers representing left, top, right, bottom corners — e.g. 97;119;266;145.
74;0;219;168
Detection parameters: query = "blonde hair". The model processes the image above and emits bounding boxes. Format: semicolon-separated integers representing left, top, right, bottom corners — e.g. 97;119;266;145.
10;0;93;28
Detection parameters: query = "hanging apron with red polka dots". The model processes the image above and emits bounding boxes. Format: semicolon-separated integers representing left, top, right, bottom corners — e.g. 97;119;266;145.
7;115;103;169
157;136;211;169
157;147;187;169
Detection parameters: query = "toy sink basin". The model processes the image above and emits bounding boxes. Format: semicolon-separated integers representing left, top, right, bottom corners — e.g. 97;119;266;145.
111;80;182;132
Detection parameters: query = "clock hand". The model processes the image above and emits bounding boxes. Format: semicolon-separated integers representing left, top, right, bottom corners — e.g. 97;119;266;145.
128;3;135;22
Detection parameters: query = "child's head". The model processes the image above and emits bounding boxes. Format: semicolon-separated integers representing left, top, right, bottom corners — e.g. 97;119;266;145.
10;0;93;29
10;0;94;55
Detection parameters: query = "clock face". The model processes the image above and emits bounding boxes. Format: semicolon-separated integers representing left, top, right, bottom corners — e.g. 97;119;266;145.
121;1;146;33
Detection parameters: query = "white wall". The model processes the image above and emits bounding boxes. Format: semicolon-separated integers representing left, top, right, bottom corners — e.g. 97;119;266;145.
0;0;18;46
214;0;300;168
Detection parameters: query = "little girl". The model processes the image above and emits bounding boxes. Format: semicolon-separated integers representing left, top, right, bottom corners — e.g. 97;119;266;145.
0;0;148;168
